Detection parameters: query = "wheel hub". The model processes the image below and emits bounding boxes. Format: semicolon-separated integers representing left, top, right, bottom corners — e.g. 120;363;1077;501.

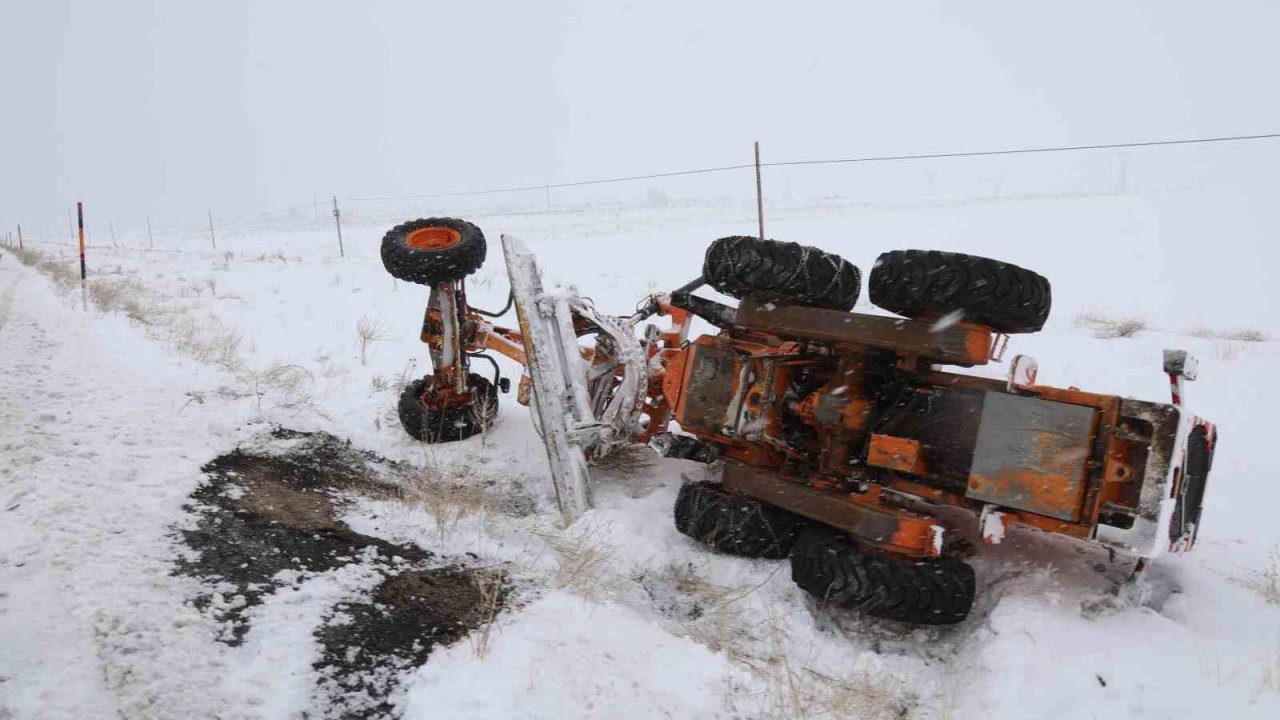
405;226;462;250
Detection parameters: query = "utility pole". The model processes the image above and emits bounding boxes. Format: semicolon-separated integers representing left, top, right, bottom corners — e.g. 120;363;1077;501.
16;224;23;250
147;217;154;249
332;196;345;258
207;210;217;250
754;141;765;241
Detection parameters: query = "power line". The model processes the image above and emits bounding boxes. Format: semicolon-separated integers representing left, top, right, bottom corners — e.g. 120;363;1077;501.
340;163;758;203
341;130;1280;204
766;131;1280;168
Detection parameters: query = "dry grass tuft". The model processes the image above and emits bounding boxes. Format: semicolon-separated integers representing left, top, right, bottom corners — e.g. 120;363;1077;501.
591;445;661;497
592;444;657;475
747;607;916;719
88;277;154;324
10;246;250;371
10;247;79;291
1075;311;1148;339
164;316;244;369
1263;548;1280;605
468;567;507;658
1189;325;1268;343
661;562;738;605
1216;342;1246;362
1259;639;1280;697
643;562;762;667
356;313;391;365
765;666;915;720
532;522;617;599
640;562;917;719
398;460;500;540
240;364;315;415
1231;546;1280;606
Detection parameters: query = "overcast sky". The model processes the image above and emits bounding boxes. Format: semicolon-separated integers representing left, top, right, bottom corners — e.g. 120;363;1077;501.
3;1;1279;233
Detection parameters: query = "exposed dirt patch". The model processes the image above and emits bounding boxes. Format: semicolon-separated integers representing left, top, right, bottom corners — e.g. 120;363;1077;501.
175;428;508;719
177;429;430;643
316;567;509;719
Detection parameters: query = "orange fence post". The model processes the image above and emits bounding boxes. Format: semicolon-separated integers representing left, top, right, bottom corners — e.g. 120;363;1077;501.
77;202;86;280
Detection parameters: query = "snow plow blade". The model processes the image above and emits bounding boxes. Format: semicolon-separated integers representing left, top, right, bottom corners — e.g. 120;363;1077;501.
501;235;647;524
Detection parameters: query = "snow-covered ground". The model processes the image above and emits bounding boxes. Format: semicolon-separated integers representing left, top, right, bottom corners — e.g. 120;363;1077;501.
3;189;1280;719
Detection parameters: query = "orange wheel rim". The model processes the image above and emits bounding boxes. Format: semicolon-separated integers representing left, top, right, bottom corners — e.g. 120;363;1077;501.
405;226;461;250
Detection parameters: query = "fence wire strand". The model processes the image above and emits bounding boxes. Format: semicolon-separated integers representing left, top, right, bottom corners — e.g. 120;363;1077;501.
8;130;1280;245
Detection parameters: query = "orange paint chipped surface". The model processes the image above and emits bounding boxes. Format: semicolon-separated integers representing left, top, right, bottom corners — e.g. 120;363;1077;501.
867;434;927;475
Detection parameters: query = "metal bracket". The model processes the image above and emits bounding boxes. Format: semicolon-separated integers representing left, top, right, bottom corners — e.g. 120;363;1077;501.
988;333;1010;362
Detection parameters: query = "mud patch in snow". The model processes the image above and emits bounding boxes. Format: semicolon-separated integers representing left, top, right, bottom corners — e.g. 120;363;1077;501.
315;567;509;719
175;428;508;718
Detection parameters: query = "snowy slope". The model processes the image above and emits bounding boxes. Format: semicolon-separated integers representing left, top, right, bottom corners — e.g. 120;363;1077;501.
3;191;1279;719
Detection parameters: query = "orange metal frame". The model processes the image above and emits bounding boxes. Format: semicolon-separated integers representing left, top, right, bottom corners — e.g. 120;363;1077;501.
419;284;1143;560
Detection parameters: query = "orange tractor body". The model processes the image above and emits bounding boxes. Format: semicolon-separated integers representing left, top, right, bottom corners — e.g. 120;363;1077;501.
381;218;1217;624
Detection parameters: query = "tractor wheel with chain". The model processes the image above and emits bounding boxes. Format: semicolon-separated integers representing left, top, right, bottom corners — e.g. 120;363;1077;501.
397;373;498;443
703;236;861;311
674;480;807;559
381;217;486;285
790;524;975;625
868;249;1051;333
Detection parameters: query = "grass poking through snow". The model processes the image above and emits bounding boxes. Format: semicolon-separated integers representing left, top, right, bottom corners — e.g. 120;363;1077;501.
1075;311;1148;339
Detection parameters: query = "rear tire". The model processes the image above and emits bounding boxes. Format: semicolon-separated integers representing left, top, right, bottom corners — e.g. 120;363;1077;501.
674;481;807;559
703;236;860;311
397;374;498;443
868;250;1051;333
381;217;486;286
790;524;974;625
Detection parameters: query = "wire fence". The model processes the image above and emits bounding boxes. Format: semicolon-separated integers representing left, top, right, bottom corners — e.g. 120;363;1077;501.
5;130;1279;256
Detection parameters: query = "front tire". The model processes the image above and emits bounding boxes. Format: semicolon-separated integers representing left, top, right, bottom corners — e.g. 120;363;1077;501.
790;524;975;625
381;217;486;285
397;374;498;443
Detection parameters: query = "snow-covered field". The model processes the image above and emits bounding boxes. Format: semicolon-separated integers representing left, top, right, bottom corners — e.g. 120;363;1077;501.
3;188;1280;719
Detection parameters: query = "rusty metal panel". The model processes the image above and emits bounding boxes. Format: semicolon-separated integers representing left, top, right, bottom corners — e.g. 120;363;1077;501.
677;343;741;433
733;298;991;366
967;393;1096;521
867;434;926;475
878;385;984;491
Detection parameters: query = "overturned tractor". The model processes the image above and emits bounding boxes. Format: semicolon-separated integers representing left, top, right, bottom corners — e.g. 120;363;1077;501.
381;218;1217;625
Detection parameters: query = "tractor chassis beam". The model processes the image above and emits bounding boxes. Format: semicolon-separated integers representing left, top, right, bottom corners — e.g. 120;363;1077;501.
721;463;942;557
733;298;993;366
